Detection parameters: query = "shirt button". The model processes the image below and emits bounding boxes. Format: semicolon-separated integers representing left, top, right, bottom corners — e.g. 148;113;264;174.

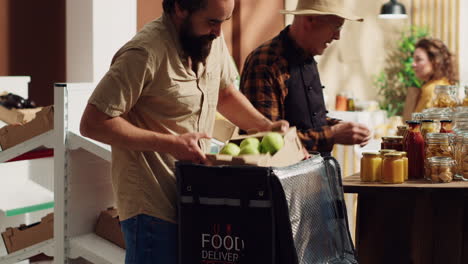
308;86;313;91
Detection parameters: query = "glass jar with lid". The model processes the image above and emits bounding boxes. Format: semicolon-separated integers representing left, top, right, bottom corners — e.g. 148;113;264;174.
463;85;468;107
381;136;404;151
453;111;468;133
396;151;408;181
405;121;425;179
424;133;453;179
461;133;468;180
433;85;458;108
421;120;437;139
382;153;404;184
427;156;456;183
440;120;454;133
411;112;424;121
454;132;467;179
396;125;408;137
379;149;396;158
360;152;382;182
423;108;451;132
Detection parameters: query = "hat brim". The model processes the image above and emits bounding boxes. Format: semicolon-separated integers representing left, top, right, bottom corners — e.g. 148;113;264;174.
280;9;364;22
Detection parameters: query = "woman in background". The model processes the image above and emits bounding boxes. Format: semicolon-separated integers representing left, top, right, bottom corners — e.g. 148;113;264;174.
403;38;458;121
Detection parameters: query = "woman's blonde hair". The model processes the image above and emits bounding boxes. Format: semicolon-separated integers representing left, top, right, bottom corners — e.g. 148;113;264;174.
415;38;458;84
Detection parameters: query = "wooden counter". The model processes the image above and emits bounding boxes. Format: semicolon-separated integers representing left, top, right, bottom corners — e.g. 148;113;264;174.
343;174;468;264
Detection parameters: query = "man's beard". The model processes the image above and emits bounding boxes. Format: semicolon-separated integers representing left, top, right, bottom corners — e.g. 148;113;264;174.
179;17;217;65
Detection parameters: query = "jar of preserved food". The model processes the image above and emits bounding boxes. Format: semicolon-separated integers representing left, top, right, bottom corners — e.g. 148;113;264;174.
411;112;424;121
379;149;396;158
453;132;466;179
360;152;382;182
427;156;456;183
423;108;450;132
397;126;409;151
421;120;436;139
463;86;468;107
396;151;409;181
440;120;454;133
433;85;458;108
405;121;425;179
381;136;404;151
382;153;404;184
424;133;453;178
461;133;468;180
396;125;408;137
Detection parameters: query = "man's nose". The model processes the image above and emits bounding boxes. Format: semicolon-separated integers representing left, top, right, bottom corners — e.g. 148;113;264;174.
333;30;341;40
211;24;221;37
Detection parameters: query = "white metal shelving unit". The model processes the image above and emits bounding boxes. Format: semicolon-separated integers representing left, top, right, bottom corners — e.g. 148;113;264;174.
54;83;124;264
0;76;55;264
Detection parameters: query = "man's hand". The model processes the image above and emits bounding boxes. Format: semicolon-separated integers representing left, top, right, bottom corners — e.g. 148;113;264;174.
330;122;371;147
265;120;290;133
168;132;211;164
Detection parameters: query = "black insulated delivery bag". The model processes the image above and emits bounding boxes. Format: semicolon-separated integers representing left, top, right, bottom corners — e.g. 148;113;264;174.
176;155;357;264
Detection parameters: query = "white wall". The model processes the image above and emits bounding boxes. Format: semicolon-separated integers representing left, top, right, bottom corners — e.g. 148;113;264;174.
67;0;137;83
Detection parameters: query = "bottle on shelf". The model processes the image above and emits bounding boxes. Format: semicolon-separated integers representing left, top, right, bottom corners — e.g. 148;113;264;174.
405;121;425;179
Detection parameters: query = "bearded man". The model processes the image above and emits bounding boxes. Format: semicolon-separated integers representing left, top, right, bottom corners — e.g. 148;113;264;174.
79;0;288;263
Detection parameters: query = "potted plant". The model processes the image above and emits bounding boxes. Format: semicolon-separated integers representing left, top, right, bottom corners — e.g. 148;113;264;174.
375;27;428;117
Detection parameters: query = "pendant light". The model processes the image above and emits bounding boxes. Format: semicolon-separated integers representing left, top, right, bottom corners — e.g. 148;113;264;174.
379;0;408;19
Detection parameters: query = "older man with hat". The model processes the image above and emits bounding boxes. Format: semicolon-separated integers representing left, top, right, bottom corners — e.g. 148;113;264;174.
240;0;371;156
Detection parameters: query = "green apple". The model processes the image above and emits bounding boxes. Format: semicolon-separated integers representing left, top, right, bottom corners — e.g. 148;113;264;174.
219;142;241;156
239;137;260;149
260;132;284;154
239;144;260;155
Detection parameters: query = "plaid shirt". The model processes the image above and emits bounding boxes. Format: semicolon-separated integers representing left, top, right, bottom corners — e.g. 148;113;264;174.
240;26;340;153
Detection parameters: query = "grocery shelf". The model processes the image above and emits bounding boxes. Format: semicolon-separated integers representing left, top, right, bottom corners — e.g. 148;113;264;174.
0;239;53;264
68;131;111;162
69;233;125;264
0;158;54;216
0;130;54;163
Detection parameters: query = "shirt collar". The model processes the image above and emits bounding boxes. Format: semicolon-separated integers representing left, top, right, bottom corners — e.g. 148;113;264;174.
280;26;315;65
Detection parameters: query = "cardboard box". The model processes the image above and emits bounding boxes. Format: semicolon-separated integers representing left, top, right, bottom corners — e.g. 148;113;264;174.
212;118;238;143
0;105;53;150
1;213;53;253
0;105;42;125
94;207;126;249
206;127;305;167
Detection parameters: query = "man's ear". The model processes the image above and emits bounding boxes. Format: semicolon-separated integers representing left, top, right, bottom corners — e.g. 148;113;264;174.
174;2;189;20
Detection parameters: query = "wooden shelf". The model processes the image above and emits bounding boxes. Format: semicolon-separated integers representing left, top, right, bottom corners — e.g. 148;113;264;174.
343;174;468;193
69;233;125;264
0;158;54;216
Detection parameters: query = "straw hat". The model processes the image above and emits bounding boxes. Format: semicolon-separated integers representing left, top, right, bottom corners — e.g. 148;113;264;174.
280;0;364;22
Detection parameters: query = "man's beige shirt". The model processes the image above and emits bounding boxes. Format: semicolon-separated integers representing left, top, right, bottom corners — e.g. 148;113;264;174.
88;14;238;223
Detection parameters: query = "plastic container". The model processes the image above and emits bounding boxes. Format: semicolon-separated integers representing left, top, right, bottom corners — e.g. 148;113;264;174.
382;153;404;184
360;152;382;182
427;156;456;183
